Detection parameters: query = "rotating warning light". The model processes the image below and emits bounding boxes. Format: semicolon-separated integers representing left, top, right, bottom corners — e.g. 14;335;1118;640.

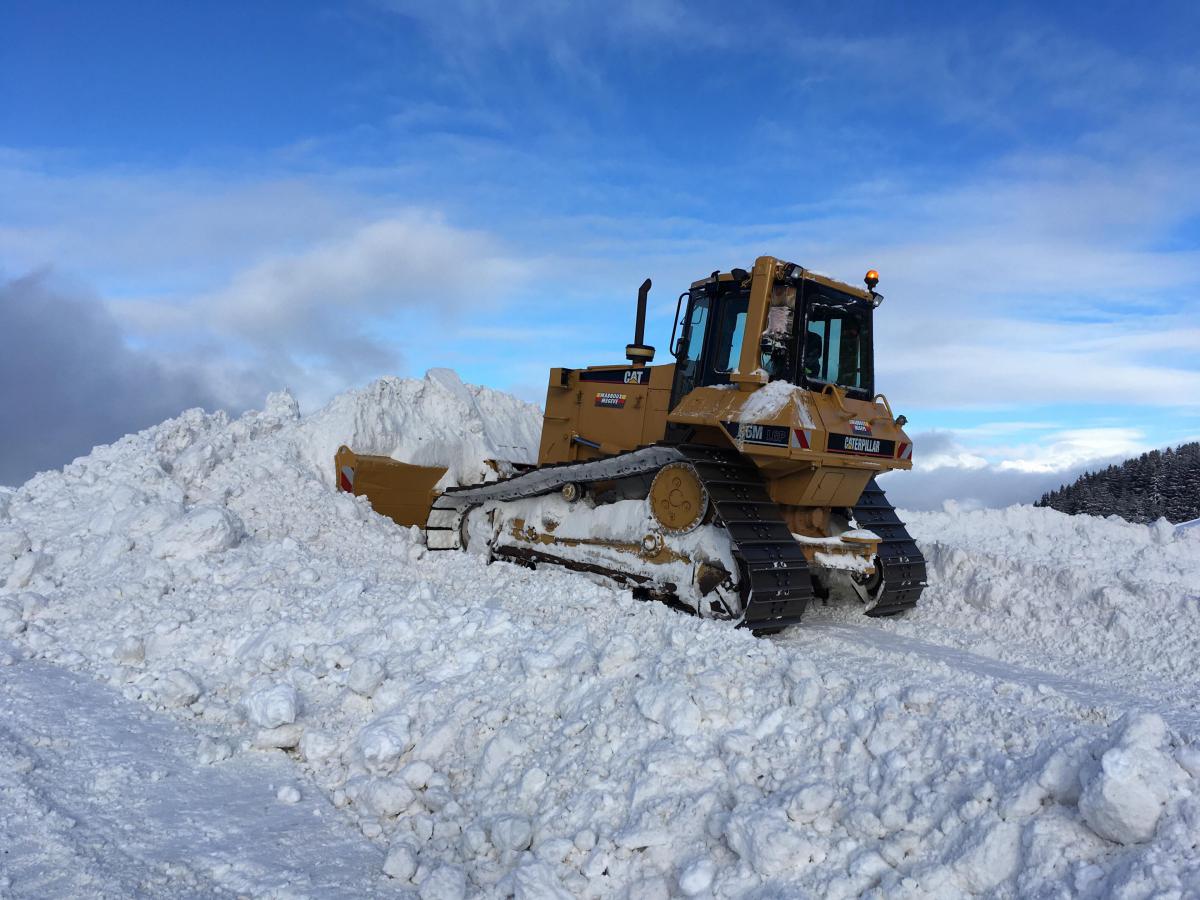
864;269;880;291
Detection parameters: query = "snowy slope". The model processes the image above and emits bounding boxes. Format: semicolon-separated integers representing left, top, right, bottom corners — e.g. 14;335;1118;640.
1;371;1198;898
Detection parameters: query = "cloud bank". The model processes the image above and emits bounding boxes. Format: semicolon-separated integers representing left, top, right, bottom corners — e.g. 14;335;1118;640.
879;428;1152;511
0;272;235;485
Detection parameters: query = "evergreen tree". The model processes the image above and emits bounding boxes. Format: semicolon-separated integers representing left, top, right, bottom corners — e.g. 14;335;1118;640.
1035;442;1200;524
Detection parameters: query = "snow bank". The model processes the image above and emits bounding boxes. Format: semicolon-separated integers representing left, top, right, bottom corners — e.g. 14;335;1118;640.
901;503;1200;699
1;372;1198;897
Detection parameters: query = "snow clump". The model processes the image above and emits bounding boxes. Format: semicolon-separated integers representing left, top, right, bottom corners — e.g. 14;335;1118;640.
152;506;243;560
1078;713;1190;844
243;682;299;729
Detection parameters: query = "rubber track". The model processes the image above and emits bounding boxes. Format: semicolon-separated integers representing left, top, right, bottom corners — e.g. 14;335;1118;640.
437;443;812;631
673;445;812;631
850;477;927;616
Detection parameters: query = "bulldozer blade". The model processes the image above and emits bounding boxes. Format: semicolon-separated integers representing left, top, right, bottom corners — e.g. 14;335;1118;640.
334;445;447;528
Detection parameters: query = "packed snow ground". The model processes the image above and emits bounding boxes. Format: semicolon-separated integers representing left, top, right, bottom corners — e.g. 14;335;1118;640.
1;371;1198;898
0;653;387;897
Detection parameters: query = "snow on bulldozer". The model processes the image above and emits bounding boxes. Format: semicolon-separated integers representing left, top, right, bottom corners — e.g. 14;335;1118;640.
335;256;926;633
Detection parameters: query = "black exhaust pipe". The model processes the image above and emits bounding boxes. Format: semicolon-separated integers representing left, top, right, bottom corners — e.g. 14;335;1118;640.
626;278;655;365
634;278;651;345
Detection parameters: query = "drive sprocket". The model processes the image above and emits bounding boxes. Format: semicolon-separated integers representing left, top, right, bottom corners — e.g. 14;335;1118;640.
648;462;709;535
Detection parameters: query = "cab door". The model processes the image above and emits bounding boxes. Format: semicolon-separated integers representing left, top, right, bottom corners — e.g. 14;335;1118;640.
668;290;711;407
669;283;752;406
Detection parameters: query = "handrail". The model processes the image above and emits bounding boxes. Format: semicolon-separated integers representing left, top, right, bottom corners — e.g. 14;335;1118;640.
823;385;899;425
872;393;895;422
821;383;852;415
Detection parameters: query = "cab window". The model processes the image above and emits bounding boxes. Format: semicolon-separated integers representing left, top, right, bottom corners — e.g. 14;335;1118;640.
803;298;873;395
677;294;709;378
710;293;748;375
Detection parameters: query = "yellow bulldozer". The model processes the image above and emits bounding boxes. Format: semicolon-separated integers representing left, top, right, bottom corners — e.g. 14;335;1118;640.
336;255;925;633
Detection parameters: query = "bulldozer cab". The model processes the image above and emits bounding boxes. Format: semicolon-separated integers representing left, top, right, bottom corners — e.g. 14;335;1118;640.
532;255;905;472
669;266;876;410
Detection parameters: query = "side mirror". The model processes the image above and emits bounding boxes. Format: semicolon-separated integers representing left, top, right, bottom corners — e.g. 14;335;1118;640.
674;336;689;358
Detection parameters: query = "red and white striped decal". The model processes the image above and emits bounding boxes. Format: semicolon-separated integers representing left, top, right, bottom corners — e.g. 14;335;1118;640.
339;465;355;492
897;441;912;460
791;428;813;450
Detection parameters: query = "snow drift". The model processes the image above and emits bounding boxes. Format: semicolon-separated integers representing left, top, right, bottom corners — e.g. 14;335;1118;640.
1;370;1198;898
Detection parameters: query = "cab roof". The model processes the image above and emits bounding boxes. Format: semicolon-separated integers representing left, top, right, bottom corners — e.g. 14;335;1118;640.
689;258;873;302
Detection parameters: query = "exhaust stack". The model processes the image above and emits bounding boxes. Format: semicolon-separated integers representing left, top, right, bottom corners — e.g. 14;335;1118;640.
625;277;655;366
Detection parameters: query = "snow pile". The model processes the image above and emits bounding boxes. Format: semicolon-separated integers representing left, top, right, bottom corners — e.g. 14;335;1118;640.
301;368;543;487
1;372;1199;897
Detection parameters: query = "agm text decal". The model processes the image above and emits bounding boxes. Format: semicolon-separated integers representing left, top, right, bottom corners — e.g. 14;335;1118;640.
578;369;646;385
827;433;897;457
721;421;789;447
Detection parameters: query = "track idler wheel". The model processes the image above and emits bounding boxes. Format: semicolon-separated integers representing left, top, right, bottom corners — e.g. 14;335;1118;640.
648;462;709;535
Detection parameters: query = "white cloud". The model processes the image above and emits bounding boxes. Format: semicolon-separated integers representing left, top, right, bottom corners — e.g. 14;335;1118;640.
995;428;1149;474
376;0;715;54
880;325;1200;411
0;151;538;413
109;213;530;403
206;215;524;339
4;133;1198;426
104;213;530;393
879;460;1099;512
951;421;1060;438
906;430;989;472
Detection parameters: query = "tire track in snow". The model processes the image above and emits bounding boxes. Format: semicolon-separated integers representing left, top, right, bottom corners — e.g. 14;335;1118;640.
792;618;1200;739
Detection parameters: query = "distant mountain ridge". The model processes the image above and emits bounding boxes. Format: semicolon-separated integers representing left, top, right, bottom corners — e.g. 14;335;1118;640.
1035;442;1200;524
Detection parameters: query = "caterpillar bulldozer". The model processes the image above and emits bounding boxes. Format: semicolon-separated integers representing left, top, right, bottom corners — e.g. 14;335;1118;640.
336;256;925;633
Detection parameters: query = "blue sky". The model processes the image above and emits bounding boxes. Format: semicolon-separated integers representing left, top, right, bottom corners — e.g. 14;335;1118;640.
2;0;1199;504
